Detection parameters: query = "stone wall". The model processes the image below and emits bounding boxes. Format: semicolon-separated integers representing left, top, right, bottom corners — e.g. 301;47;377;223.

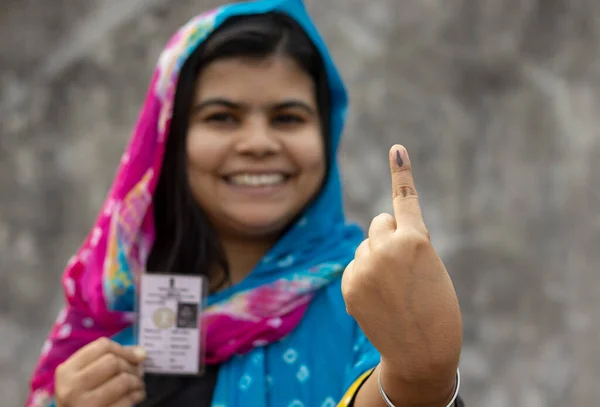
2;0;599;405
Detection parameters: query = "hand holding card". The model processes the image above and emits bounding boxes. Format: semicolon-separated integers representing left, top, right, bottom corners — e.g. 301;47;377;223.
54;338;147;407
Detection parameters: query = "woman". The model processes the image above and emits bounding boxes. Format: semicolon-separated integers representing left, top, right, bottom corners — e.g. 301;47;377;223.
27;0;464;406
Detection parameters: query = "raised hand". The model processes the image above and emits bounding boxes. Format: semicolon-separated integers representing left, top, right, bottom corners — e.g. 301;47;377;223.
341;145;462;385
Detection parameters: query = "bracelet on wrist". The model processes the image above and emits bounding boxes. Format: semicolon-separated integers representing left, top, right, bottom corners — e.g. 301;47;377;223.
377;365;461;407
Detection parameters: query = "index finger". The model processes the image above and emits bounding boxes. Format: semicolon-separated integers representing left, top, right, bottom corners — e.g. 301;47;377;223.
389;145;425;228
68;337;146;371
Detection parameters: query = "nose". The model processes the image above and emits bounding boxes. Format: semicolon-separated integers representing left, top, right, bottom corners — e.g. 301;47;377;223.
234;116;281;158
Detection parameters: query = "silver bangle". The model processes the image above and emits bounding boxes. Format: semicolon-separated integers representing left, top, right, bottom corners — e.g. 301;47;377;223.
377;365;461;407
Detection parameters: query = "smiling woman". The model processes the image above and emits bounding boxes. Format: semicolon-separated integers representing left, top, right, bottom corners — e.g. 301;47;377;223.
187;57;326;249
27;1;464;407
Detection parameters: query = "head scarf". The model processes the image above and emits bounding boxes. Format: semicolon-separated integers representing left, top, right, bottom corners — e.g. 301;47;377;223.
27;1;364;405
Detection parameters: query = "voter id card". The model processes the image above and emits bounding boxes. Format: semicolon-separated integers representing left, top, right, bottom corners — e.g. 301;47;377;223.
134;273;207;376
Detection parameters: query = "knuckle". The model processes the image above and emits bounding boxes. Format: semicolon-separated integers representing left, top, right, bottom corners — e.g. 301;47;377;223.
413;230;431;246
121;372;141;391
114;372;132;394
129;390;146;405
130;374;143;391
341;277;361;312
95;336;112;352
55;364;78;402
121;358;134;375
55;383;74;403
369;212;394;227
340;276;352;298
372;212;394;224
370;213;395;231
396;229;430;250
393;183;418;198
342;285;357;304
106;353;121;373
340;277;351;297
353;239;368;258
341;287;357;314
55;361;69;380
130;390;147;404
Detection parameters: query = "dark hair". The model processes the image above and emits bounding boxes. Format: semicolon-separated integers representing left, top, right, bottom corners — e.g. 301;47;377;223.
146;12;331;289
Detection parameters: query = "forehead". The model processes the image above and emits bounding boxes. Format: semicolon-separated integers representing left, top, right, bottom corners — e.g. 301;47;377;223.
194;56;316;103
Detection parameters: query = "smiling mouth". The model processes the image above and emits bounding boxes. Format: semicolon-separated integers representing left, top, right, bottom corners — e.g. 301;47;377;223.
223;173;291;187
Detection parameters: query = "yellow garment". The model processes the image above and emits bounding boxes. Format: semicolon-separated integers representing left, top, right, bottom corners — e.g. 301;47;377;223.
337;368;375;406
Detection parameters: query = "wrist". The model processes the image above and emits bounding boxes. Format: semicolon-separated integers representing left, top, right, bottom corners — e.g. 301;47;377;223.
378;359;459;407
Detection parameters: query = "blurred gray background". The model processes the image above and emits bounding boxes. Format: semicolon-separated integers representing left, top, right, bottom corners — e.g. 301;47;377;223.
1;0;599;406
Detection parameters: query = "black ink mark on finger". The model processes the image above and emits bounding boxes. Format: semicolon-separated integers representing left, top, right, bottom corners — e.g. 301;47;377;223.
395;149;404;167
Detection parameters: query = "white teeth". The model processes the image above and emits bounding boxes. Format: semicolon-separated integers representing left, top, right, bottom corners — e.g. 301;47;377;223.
229;173;286;186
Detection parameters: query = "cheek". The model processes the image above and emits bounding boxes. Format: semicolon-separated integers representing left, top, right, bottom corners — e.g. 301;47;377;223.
186;128;225;172
290;132;326;178
305;148;326;175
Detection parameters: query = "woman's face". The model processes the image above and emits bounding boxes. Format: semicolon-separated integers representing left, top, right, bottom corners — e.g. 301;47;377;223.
186;55;326;239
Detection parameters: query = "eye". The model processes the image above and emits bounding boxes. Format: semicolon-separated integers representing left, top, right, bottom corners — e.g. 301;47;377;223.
273;114;305;125
204;112;238;124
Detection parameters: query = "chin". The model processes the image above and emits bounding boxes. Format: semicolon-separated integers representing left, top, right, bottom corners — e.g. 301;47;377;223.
224;213;296;238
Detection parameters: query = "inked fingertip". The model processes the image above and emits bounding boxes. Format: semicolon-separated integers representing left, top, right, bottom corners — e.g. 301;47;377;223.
395;149;404;167
390;145;408;168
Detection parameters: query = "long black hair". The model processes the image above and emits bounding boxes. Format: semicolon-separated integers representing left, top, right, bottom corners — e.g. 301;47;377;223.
146;12;332;290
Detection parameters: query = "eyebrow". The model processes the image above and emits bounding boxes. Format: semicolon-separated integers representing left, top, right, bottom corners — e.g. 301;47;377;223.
192;98;316;115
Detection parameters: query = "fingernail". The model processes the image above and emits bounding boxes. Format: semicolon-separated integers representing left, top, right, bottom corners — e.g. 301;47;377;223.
394;145;409;168
134;347;147;359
